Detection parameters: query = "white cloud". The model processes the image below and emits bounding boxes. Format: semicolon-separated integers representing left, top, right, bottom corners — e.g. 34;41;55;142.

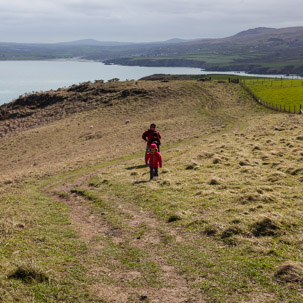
0;0;302;42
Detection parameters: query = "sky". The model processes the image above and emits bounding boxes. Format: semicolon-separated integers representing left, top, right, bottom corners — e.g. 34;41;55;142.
0;0;302;43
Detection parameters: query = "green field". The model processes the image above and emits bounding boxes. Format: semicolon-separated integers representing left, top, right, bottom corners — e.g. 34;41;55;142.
243;79;303;113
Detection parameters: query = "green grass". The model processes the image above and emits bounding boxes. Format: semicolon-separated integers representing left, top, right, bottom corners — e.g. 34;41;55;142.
0;183;102;302
74;109;303;302
2;79;303;302
243;79;303;112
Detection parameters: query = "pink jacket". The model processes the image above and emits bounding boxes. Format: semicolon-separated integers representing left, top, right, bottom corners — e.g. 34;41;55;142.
145;144;162;168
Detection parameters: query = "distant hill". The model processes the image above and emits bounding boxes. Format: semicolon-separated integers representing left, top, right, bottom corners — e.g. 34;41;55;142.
189;26;303;45
1;27;303;74
103;26;303;75
56;39;134;47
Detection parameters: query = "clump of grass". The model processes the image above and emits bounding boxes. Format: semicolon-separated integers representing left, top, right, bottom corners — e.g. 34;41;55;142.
274;262;303;283
203;225;218;236
197;152;214;159
186;219;208;230
239;159;250;166
167;215;182;223
212;157;221;164
252;145;261;151
221;226;242;239
88;175;105;187
139;295;149;301
286;167;303;176
185;162;199;170
208;177;221;185
13;222;26;229
261;193;275;203
240;167;253;174
267;171;286;183
250;217;280;237
53;190;69;199
71;187;100;202
237;193;260;205
7;261;49;283
161;180;171;186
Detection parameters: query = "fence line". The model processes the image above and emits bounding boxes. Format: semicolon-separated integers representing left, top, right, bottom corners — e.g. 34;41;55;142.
242;78;303;88
239;82;303;115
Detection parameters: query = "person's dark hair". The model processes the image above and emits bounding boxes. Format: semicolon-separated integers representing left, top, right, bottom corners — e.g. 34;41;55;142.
150;123;156;128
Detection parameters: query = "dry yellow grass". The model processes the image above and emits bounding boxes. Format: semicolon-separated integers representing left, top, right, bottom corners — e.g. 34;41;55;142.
1;78;303;302
1;80;246;182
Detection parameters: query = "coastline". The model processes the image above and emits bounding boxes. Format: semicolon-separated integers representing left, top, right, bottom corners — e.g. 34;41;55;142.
1;59;302;106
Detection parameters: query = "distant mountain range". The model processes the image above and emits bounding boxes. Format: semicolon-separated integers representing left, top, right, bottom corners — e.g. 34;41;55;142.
55;39;134;46
1;27;303;75
55;38;197;46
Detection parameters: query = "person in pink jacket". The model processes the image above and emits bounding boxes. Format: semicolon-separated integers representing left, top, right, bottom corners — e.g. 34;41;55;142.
142;123;162;158
145;143;162;180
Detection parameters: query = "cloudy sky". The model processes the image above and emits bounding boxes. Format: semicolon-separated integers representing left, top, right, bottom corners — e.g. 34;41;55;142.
0;0;302;43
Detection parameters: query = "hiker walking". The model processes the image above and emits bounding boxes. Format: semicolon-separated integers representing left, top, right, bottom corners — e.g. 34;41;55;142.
142;123;162;158
145;143;162;180
150;131;161;151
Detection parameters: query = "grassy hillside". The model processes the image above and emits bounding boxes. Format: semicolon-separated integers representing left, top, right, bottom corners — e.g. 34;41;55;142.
1;78;303;302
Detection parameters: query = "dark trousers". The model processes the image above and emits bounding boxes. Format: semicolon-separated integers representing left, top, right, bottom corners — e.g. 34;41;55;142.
149;166;158;180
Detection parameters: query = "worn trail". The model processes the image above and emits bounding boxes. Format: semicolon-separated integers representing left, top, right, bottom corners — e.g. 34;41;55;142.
44;156;206;303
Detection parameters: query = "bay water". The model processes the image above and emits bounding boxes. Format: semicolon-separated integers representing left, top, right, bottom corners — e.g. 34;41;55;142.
0;60;296;106
0;60;205;105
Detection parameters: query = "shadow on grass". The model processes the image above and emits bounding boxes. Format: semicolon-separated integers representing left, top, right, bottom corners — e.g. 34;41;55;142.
133;180;149;185
126;164;147;170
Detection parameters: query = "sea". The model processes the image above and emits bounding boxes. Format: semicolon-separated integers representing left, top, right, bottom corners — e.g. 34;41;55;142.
0;60;297;106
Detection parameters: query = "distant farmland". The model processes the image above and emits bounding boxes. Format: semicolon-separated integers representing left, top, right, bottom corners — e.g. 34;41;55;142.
243;78;303;113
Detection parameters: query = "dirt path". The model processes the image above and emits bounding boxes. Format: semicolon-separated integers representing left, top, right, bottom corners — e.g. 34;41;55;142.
40;85;248;302
43;160;206;303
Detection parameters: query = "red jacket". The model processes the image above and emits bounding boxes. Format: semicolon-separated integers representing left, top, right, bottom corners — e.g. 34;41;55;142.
145;144;162;168
142;129;161;146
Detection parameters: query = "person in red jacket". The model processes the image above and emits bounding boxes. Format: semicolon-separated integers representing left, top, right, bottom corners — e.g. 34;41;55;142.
142;123;162;158
145;143;162;180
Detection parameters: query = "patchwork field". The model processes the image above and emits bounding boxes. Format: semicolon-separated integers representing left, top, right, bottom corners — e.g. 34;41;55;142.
1;78;303;302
